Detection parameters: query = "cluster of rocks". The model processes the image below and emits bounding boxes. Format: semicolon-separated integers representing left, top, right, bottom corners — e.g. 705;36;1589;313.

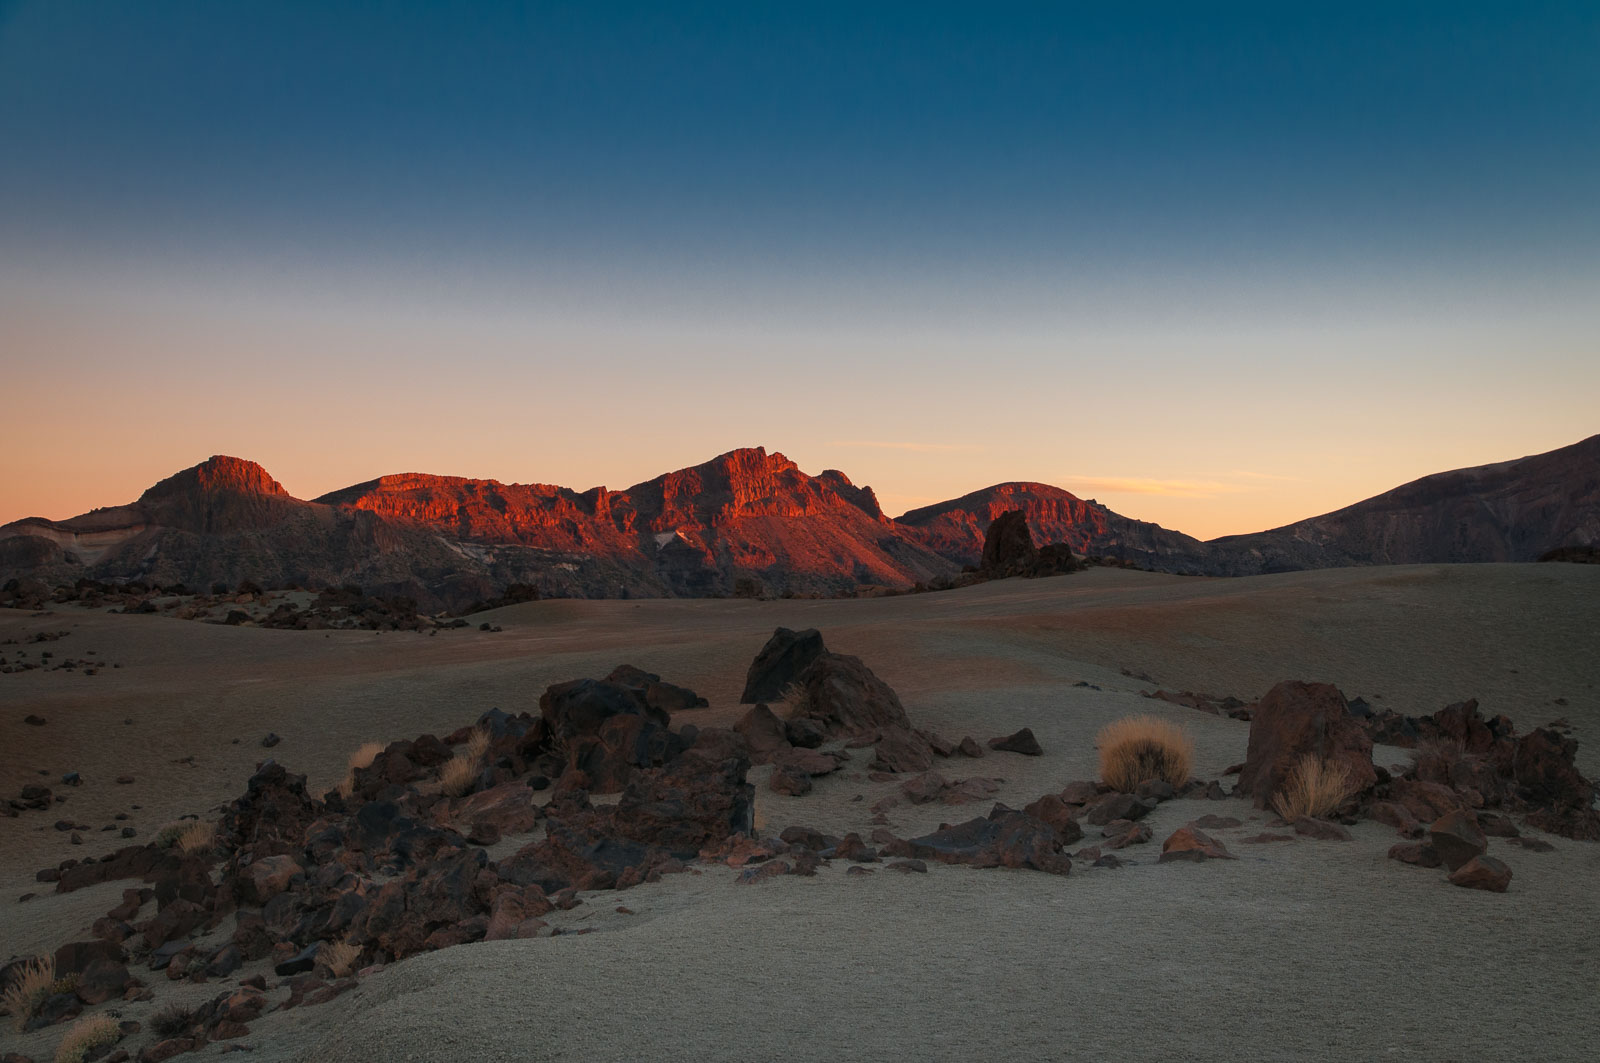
0;578;476;634
0;629;118;678
734;627;1048;799
1229;679;1599;892
904;509;1086;594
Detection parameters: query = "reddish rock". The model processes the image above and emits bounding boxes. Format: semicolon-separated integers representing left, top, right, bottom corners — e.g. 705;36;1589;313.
1188;815;1242;830
1292;817;1354;841
1386;778;1467;823
1387;842;1442;868
1022;794;1084;847
1239;832;1295;844
1369;801;1424;838
1476;812;1520;838
740;627;826;704
980;509;1039;574
1428;809;1488;872
1448;854;1512;892
734;704;791;764
1102;822;1152;849
768;765;813;796
1058;781;1100;805
1237;681;1377;811
870;728;934;774
772;746;842;777
900;772;951;805
956;736;985;758
986;727;1043;756
235;854;302;906
447;782;539;838
833;834;877;862
1159;827;1235;862
886;859;927;873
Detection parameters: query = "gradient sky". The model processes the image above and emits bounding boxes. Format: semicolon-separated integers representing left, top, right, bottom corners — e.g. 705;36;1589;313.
2;2;1597;539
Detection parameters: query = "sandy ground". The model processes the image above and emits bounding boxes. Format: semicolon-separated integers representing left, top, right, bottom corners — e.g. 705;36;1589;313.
2;564;1598;1061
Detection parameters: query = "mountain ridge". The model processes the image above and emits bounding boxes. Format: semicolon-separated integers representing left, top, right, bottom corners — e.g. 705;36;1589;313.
4;436;1596;609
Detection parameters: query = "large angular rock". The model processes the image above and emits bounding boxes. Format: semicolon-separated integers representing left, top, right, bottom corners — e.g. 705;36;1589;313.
733;704;790;762
1428;809;1488;872
1237;681;1377;811
980;510;1039;575
234;854;302;906
787;652;911;737
605;665;708;714
987;727;1043;756
740;628;827;703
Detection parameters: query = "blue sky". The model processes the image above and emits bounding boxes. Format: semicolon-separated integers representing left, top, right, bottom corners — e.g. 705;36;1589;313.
2;2;1596;535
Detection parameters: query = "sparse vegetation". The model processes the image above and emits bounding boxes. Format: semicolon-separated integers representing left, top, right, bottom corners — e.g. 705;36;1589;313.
320;940;363;977
1096;715;1194;791
177;819;215;854
154;821;191;849
1271;754;1357;820
150;1002;196;1038
338;741;387;798
439;726;490;798
53;1013;121;1063
777;681;808;716
2;955;54;1033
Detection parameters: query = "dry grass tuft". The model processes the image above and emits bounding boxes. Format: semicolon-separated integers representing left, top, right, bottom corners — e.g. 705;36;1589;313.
338;741;388;798
153;821;190;849
53;1013;121;1063
1271;754;1357;820
462;726;491;762
2;955;54;1033
1096;715;1194;791
438;755;478;798
177;820;215;854
150;1002;196;1038
320;940;363;978
777;681;808;716
436;726;491;798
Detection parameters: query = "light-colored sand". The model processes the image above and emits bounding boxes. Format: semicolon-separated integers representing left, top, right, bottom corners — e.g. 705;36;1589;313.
2;564;1598;1061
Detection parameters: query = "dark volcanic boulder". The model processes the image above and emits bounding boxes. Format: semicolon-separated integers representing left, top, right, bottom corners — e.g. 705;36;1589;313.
1428;809;1488;872
987;727;1043;756
540;678;670;741
980;510;1038;575
1236;681;1377;810
1448;854;1512;892
605;664;709;714
870;728;934;774
905;806;1071;875
788;652;911;737
741;627;827;703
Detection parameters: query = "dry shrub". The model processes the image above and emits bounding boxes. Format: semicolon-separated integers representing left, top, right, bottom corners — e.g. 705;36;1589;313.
1096;715;1194;791
777;681;807;716
462;726;491;762
1271;754;1356;820
2;955;53;1032
338;741;387;798
177;820;215;854
438;755;478;798
153;821;189;849
150;1002;195;1038
320;940;362;978
54;1013;121;1063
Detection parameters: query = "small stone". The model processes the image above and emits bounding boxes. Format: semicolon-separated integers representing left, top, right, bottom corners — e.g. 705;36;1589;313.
986;727;1043;756
260;733;280;748
116;776;135;785
1387;842;1441;868
1429;809;1488;872
1448;854;1512;892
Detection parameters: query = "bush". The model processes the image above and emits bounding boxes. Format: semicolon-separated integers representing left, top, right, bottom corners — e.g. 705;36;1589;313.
2;955;53;1032
438;728;489;798
54;1013;121;1063
320;940;363;978
150;1003;195;1038
1096;715;1194;791
338;741;387;798
1270;754;1356;820
177;820;214;854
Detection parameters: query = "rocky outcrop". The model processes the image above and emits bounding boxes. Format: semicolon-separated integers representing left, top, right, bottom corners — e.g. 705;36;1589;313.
740;627;827;703
1236;681;1378;810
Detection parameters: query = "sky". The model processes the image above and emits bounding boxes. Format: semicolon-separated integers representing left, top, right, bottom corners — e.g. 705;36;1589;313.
1;2;1596;539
